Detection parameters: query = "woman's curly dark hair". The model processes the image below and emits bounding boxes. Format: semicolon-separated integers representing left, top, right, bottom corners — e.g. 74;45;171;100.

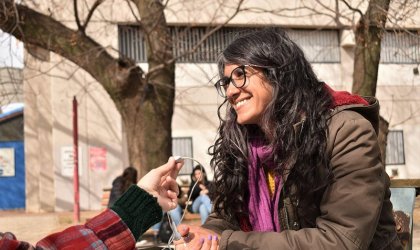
208;27;334;224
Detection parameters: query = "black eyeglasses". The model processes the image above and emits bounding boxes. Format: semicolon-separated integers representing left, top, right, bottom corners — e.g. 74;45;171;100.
214;64;275;98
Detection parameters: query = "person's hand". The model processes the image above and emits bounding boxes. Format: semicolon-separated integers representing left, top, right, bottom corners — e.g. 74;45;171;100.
137;157;183;211
174;224;220;250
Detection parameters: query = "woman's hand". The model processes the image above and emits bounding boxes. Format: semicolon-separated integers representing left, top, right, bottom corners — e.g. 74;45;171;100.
174;224;220;250
137;157;183;211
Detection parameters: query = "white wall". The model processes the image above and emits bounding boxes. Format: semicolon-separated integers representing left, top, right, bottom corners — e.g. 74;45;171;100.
376;67;420;179
24;51;129;211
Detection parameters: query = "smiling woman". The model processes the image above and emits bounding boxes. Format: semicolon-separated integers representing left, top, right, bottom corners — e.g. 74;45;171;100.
174;27;402;250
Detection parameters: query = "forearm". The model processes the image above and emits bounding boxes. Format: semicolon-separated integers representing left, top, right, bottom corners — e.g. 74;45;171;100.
203;215;360;250
0;232;34;250
28;186;163;250
219;226;363;250
202;213;240;235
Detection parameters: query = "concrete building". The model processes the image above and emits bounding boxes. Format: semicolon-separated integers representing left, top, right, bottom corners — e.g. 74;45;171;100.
0;0;419;212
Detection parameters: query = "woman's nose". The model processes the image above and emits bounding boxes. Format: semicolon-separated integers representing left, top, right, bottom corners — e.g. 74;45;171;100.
226;83;240;98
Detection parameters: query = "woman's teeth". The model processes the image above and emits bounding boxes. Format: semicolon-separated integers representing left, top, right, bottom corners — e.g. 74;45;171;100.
236;99;249;108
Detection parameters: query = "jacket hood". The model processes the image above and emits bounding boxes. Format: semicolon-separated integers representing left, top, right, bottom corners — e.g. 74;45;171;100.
326;84;369;107
326;84;380;135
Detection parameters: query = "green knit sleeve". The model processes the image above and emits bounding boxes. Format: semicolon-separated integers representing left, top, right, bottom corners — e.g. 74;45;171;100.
111;185;163;240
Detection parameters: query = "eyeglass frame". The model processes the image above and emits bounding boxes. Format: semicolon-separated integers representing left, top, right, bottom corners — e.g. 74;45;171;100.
214;64;277;98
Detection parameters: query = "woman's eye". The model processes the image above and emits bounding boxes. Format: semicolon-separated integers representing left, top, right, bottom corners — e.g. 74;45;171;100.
221;77;230;85
221;78;230;89
233;71;245;79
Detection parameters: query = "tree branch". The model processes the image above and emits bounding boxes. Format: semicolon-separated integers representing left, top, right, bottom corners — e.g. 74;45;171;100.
147;0;246;76
0;0;141;102
73;0;83;31
82;0;105;32
125;0;141;23
341;0;364;18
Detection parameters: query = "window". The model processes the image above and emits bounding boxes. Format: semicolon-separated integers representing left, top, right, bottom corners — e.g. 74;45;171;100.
287;29;340;63
172;137;193;175
171;27;244;63
118;26;147;62
385;130;405;165
118;26;340;63
381;31;420;64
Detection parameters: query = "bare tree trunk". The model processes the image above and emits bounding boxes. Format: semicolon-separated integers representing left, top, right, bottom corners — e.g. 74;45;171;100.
120;90;173;177
128;0;175;176
351;0;391;162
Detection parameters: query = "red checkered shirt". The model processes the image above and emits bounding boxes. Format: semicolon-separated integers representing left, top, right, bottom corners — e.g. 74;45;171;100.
0;209;135;250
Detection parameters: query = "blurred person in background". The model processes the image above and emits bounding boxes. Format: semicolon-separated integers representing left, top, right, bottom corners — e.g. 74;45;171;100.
108;166;138;207
188;165;213;224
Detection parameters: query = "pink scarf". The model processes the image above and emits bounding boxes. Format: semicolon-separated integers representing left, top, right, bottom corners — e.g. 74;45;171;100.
247;137;282;232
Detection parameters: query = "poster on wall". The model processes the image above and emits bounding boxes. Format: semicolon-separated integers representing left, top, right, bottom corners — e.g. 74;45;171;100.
89;147;107;171
61;146;83;177
0;148;15;177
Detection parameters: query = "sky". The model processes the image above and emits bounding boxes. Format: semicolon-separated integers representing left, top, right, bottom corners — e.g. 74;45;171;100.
0;30;24;69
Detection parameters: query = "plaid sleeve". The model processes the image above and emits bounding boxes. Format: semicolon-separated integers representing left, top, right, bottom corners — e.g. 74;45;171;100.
0;232;35;250
2;186;161;250
36;209;135;250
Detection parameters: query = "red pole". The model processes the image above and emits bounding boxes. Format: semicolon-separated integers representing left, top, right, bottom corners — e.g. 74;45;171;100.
73;96;80;223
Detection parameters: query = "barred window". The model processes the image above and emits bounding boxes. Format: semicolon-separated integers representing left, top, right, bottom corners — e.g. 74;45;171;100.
287;29;340;63
381;31;420;64
172;137;193;175
118;26;340;63
118;26;147;62
385;130;405;165
171;27;246;63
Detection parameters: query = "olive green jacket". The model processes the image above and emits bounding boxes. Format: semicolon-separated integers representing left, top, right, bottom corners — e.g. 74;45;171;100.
202;97;402;250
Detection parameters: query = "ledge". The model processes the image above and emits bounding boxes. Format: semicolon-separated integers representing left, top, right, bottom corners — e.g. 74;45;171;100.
390;179;420;188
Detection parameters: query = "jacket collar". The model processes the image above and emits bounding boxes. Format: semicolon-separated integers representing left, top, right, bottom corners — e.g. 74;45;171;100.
292;96;379;137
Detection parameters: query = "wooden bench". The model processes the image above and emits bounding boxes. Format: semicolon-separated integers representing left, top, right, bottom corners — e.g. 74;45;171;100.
101;188;111;209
